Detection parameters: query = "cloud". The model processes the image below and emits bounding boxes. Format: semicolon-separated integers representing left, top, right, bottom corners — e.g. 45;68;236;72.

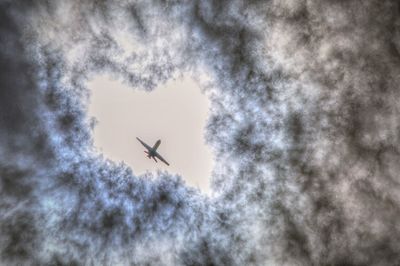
1;0;400;265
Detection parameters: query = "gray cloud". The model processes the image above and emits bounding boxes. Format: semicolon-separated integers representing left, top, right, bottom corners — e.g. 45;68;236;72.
1;0;400;265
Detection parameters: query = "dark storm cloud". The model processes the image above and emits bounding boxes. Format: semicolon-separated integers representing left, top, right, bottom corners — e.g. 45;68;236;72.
1;0;400;265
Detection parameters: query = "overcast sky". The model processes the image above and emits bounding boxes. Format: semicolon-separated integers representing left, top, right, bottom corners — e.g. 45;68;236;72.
2;1;400;265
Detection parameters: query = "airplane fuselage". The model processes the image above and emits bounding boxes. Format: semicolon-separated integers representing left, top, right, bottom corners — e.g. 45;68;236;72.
145;149;156;158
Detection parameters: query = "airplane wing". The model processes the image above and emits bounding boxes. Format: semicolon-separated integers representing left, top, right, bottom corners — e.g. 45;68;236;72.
136;137;152;151
154;151;169;166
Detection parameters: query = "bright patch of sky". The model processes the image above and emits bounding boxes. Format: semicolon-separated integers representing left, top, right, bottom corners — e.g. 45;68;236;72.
87;75;214;193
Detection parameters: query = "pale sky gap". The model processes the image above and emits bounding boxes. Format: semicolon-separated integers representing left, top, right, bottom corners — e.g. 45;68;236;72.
87;75;214;193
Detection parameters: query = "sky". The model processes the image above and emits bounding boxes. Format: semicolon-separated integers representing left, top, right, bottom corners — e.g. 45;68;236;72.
2;1;400;265
87;74;213;193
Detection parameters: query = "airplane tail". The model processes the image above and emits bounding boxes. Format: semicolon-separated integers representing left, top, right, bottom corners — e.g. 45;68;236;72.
153;157;158;163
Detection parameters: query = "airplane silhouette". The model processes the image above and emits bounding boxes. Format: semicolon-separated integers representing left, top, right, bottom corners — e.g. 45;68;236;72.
136;137;170;166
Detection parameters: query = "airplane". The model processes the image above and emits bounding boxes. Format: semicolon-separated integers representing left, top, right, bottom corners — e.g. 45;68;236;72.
136;137;170;166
